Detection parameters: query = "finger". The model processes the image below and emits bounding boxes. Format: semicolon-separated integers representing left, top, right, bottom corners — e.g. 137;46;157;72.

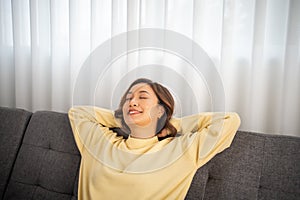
157;129;168;137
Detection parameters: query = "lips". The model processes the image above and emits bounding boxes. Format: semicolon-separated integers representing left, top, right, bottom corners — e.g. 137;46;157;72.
128;109;142;115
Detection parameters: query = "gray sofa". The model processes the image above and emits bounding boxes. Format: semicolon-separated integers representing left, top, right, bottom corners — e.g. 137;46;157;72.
0;107;299;200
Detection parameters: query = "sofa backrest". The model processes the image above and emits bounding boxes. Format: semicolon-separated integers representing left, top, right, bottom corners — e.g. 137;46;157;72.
185;131;300;200
3;111;80;200
0;107;32;199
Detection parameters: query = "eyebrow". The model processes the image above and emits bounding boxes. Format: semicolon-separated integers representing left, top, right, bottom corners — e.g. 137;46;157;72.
127;90;150;95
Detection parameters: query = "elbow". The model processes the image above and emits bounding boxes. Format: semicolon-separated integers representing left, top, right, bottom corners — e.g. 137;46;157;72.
68;106;78;118
68;107;78;123
68;106;85;121
228;112;241;131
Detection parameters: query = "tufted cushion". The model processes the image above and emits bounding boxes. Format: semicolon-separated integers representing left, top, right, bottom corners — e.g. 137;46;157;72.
184;164;209;199
186;131;300;200
258;136;300;199
186;131;265;199
3;111;80;200
0;107;32;198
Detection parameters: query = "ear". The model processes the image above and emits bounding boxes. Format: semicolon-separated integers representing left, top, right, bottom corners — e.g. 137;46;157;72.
157;104;165;119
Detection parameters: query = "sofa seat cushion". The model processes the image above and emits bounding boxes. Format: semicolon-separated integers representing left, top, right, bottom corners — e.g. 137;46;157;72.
3;111;80;200
0;107;32;198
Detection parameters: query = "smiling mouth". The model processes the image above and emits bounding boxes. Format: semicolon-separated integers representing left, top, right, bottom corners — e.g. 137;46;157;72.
128;110;142;115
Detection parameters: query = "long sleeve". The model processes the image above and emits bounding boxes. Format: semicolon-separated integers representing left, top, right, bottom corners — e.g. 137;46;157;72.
68;106;121;154
173;112;241;167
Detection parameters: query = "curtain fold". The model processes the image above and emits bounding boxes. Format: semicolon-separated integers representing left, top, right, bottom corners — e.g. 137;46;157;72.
0;0;299;137
51;0;70;112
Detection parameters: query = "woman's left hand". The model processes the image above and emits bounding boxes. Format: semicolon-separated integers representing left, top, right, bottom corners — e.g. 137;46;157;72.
156;128;169;137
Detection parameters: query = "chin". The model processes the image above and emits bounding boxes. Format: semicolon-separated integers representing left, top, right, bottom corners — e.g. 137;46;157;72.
126;119;151;128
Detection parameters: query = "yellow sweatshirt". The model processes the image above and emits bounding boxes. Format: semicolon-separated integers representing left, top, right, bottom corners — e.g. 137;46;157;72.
68;106;240;200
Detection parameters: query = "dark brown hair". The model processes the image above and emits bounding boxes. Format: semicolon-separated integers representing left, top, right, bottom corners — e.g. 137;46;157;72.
114;78;177;138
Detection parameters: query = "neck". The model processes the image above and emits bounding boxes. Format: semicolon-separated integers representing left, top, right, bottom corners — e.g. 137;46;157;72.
129;125;157;139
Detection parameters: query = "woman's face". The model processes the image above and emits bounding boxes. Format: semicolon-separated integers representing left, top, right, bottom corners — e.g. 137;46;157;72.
122;83;162;128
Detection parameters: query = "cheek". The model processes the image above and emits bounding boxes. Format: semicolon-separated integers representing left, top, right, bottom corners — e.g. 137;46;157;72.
122;104;129;121
149;106;160;117
122;102;128;112
141;104;158;120
142;104;154;116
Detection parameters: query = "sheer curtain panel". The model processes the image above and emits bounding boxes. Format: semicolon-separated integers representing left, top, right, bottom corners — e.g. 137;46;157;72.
0;0;299;137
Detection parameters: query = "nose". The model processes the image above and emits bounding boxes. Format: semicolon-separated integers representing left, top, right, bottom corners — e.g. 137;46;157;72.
129;97;138;107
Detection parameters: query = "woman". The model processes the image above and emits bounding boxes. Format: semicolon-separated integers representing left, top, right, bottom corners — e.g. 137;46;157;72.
68;78;240;200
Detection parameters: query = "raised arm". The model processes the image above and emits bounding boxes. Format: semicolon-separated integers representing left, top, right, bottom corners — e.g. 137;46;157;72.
174;112;240;167
68;106;121;154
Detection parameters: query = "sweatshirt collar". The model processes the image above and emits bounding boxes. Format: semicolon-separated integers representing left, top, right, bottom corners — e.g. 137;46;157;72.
126;135;159;149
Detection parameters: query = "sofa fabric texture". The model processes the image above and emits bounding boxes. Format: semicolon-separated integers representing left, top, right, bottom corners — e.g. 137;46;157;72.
0;107;299;200
0;107;32;199
3;111;80;200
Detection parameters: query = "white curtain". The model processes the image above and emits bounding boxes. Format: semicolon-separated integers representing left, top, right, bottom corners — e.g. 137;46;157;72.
0;0;299;137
